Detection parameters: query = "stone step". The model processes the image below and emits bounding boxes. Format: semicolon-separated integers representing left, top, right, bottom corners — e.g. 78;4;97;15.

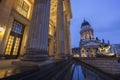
79;58;120;75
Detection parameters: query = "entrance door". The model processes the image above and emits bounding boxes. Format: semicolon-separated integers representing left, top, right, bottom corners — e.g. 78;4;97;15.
4;20;25;58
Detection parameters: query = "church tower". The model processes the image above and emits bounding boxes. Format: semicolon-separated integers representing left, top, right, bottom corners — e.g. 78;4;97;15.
80;19;94;40
80;19;96;57
79;19;112;57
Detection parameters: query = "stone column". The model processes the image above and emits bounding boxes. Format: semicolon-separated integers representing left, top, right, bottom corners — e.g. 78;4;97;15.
48;36;54;57
84;48;87;57
91;48;95;57
55;0;65;59
64;12;68;56
22;0;50;61
67;21;72;55
88;48;91;57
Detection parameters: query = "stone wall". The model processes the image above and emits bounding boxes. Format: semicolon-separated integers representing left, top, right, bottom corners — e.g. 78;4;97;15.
79;58;120;75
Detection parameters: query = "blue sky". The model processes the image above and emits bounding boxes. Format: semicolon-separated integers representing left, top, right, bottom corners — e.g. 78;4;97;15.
70;0;120;48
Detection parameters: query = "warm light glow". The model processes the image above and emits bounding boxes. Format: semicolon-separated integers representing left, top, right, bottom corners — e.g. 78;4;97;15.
104;53;115;56
0;25;5;43
5;36;14;55
25;0;32;19
74;54;80;58
49;0;58;27
98;46;110;53
49;25;53;36
81;53;87;57
16;0;32;19
0;27;4;32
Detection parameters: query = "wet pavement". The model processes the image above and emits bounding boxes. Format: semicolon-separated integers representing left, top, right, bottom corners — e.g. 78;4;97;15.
72;64;85;80
72;64;106;80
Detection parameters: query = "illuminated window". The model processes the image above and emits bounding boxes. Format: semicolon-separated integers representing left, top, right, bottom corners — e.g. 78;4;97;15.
5;36;14;55
12;21;23;34
16;0;30;18
5;20;25;57
13;38;20;55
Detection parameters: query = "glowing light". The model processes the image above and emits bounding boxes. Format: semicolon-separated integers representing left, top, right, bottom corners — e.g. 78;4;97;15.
81;53;87;57
16;0;32;19
0;25;5;41
104;53;115;56
0;27;4;32
98;46;110;53
74;54;80;58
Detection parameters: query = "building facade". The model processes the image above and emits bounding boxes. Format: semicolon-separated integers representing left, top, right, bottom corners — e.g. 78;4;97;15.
0;0;72;59
72;47;80;55
111;44;120;57
79;20;111;57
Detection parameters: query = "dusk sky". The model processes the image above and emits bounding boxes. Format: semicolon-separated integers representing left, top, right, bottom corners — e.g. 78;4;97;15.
70;0;120;48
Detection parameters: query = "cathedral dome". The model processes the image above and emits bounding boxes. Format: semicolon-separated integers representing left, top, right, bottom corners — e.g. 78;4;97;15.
80;19;94;40
81;19;93;32
81;20;90;27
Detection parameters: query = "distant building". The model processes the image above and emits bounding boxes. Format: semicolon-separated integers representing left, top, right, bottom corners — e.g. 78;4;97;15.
79;19;112;57
72;47;80;57
72;47;80;54
111;44;120;57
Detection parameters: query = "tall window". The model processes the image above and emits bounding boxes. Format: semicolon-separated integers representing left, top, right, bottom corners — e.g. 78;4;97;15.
5;20;25;57
16;0;30;18
12;20;23;34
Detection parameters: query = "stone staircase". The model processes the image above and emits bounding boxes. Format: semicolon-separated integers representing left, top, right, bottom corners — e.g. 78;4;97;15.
79;58;120;75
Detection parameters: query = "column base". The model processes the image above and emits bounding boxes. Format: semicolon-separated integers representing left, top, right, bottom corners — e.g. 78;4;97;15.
21;48;49;61
54;53;66;60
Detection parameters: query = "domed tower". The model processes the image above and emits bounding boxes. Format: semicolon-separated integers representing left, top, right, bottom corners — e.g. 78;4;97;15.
80;19;94;40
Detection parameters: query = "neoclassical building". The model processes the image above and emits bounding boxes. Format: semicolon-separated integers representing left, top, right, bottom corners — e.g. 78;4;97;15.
111;44;120;57
79;20;111;57
0;0;72;60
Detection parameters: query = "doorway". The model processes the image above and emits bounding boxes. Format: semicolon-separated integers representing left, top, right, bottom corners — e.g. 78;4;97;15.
4;20;25;58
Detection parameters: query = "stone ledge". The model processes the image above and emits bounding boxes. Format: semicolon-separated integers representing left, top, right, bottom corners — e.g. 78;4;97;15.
12;60;54;67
